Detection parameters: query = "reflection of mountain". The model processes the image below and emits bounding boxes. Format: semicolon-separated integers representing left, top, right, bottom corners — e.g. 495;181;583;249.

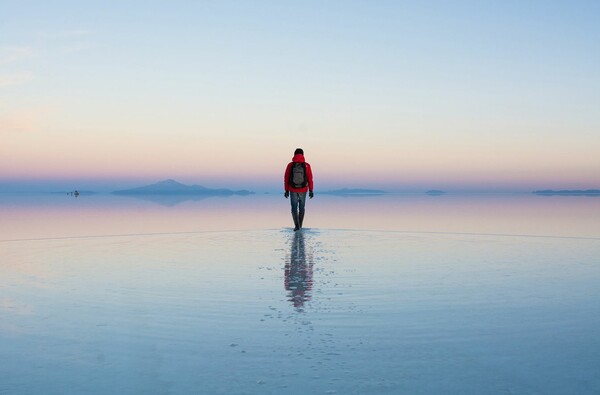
113;179;254;196
114;193;217;207
52;191;96;195
533;189;600;196
426;190;446;196
321;188;386;196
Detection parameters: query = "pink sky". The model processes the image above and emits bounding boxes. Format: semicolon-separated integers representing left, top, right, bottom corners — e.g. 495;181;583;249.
2;2;599;192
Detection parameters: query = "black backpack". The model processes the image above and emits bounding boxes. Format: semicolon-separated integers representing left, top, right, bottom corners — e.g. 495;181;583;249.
289;162;307;188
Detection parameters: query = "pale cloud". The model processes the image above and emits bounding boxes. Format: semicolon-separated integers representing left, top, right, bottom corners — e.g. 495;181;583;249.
0;73;33;88
0;47;34;65
0;106;54;133
60;43;95;54
0;112;37;132
59;29;90;37
37;29;91;39
36;29;93;54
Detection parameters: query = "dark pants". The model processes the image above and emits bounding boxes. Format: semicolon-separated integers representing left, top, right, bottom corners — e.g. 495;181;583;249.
290;192;306;228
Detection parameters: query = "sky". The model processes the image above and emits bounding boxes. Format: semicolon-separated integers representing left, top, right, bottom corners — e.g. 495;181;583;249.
1;0;599;192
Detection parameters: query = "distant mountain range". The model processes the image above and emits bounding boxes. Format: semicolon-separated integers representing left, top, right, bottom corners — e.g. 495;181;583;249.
320;188;386;195
533;189;600;196
319;188;451;196
112;179;254;196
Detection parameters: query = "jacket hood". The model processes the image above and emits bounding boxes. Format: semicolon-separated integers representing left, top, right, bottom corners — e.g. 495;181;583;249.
292;154;305;163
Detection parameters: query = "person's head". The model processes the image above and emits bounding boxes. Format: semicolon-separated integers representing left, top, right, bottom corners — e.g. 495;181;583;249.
294;148;304;156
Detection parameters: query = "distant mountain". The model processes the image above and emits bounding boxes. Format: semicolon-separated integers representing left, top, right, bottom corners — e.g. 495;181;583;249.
425;190;446;195
533;189;600;196
320;188;386;195
112;179;254;196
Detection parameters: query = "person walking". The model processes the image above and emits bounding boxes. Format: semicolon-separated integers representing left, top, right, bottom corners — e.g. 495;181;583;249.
284;148;314;231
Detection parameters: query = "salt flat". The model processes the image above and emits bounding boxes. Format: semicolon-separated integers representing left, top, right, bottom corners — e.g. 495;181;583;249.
1;222;599;394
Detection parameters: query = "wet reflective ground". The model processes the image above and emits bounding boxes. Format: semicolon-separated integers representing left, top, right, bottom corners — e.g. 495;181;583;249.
1;193;599;393
1;224;599;394
2;192;599;240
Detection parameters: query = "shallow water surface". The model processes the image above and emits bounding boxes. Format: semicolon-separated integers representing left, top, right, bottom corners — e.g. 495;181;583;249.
1;224;599;394
1;194;599;393
1;192;599;240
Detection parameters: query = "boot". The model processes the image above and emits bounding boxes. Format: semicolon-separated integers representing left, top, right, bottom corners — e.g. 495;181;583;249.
292;211;300;231
298;212;305;229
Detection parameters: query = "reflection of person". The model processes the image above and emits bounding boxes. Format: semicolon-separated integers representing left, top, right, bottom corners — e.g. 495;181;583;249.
284;148;314;231
284;232;314;309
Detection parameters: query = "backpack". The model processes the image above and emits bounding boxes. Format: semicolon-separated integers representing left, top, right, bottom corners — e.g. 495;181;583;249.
289;162;307;188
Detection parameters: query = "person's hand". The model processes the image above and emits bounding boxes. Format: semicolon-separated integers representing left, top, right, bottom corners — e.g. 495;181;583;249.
309;191;314;199
284;191;289;198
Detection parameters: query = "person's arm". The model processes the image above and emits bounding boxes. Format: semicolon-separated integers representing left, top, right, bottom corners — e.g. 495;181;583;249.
306;163;314;193
284;163;291;192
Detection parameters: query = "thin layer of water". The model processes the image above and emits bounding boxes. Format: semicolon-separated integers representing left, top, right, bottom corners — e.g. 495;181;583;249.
1;229;599;394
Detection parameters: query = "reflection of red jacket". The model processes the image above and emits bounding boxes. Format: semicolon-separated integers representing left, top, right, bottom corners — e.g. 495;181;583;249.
284;154;314;193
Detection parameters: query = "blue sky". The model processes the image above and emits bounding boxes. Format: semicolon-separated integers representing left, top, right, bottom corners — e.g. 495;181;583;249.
1;1;599;192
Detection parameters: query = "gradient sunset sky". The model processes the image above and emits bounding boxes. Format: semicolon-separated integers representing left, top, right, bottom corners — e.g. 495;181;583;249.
1;1;599;192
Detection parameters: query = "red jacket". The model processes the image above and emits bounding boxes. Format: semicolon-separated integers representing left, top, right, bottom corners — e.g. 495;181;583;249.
284;154;314;193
